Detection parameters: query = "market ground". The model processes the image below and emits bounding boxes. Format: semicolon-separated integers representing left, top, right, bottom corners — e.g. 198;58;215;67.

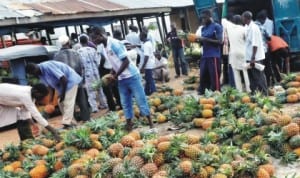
0;67;300;177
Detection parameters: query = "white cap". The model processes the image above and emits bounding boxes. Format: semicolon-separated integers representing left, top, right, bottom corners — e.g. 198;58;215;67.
58;35;70;46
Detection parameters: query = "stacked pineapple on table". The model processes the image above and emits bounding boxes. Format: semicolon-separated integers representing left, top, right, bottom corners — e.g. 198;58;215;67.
1;85;300;177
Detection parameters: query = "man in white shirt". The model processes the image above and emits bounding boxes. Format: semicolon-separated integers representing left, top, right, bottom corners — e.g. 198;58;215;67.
154;52;169;83
140;31;157;95
258;9;274;36
222;15;251;93
242;11;268;95
0;83;60;140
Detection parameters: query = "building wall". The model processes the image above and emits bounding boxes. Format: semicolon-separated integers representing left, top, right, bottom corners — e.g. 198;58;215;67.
170;6;200;33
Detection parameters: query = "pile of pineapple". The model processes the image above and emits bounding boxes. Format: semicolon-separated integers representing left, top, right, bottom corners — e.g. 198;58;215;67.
275;73;300;104
1;85;300;177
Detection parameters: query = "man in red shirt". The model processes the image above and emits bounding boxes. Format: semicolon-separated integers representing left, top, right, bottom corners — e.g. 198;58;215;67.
268;35;290;82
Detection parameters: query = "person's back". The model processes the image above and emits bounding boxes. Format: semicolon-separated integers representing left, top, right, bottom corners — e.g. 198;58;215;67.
39;61;82;94
77;46;99;79
0;83;31;105
268;35;288;52
54;48;82;75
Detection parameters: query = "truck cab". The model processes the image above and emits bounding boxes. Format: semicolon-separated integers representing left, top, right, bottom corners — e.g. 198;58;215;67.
193;0;300;70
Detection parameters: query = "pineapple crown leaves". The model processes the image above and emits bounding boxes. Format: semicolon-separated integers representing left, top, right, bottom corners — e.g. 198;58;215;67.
117;160;145;178
3;143;21;161
84;112;120;132
61;148;80;167
138;144;157;163
49;168;68;178
267;131;286;145
63;127;92;149
44;151;58;172
280;152;299;165
140;131;158;140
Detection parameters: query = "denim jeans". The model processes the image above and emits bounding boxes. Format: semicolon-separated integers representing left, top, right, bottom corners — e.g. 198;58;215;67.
118;74;150;119
144;69;156;96
172;47;188;76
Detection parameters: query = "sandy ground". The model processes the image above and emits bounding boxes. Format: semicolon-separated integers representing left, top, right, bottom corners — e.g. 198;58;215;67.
0;67;299;177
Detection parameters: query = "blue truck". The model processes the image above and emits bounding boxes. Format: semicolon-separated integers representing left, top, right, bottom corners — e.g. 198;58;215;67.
193;0;300;69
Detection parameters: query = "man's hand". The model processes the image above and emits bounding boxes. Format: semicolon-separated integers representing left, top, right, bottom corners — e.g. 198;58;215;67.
140;68;145;73
107;74;117;82
45;125;61;141
250;59;255;68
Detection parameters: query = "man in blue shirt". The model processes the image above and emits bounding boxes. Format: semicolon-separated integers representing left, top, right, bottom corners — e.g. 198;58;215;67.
91;27;154;131
26;61;82;128
197;10;223;95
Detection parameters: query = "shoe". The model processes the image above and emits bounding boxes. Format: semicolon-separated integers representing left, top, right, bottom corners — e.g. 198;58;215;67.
175;75;180;78
125;120;133;132
62;123;77;130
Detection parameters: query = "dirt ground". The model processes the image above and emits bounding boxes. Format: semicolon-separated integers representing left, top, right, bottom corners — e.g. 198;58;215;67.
0;67;299;177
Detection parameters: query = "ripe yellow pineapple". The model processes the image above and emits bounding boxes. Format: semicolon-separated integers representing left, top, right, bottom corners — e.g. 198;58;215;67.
108;143;124;157
276;115;292;126
140;163;158;177
112;163;125;177
195;167;208;178
184;145;201;159
120;135;135;147
32;145;49;156
256;167;270;178
107;158;123;169
153;153;165;166
250;135;264;143
282;123;300;137
41;138;55;148
90;163;101;177
204;144;219;155
204;166;215;176
132;140;144;148
130;156;145;169
218;164;233;177
55;141;65;151
179;160;193;174
85;148;99;158
292;117;300;127
89;134;99;141
2;165;14;172
242;143;252;150
157;135;172;143
29;164;48;178
153;170;168;178
128;130;141;140
127;147;142;158
259;164;275;177
293;147;300;156
187;134;200;144
157;141;171;153
212;173;227;178
193;118;205;128
92;140;103;150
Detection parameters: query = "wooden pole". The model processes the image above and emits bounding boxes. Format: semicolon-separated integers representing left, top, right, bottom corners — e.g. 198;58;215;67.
161;13;168;36
65;26;70;36
46;29;52;45
80;25;84;33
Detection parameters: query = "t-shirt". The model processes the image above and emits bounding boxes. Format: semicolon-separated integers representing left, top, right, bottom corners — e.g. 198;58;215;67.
268;35;288;52
201;22;223;58
155;57;168;68
245;21;265;61
141;40;155;69
125;31;141;46
97;44;112;70
167;31;183;49
39;61;82;95
105;37;139;80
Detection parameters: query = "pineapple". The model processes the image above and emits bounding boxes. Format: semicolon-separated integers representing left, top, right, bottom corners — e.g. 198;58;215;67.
282;143;293;153
130;156;145;169
29;164;48;178
68;163;86;177
55;141;65;151
293;147;300;156
184;145;201;159
256;167;270;178
140;163;158;177
153;170;168;178
132;140;145;148
107;158;123;169
276;115;292;126
179;160;193;174
63;127;92;149
120;135;135;147
218;164;233;177
157;135;172;143
153;153;165;166
282;123;299;137
112;163;125;177
85;148;99;158
292;117;300;126
89;134;99;141
212;173;227;178
90;163;101;176
204;166;215;176
108;143;124;157
289;134;300;148
187;134;200;144
41;138;55;148
31;145;49;156
193;118;205;128
157;141;171;153
2;165;14;172
259;164;275;177
2;144;21;161
128;130;141;140
196;167;208;178
92;140;103;150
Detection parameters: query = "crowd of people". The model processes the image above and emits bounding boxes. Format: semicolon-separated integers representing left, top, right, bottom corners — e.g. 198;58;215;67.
0;8;291;141
196;9;290;96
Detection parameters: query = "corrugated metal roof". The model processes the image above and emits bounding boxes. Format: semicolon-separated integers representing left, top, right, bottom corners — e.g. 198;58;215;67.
0;5;24;20
107;0;194;8
24;0;126;15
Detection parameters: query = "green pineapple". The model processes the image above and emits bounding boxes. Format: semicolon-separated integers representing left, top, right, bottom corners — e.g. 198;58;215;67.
63;127;92;149
2;144;21;161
